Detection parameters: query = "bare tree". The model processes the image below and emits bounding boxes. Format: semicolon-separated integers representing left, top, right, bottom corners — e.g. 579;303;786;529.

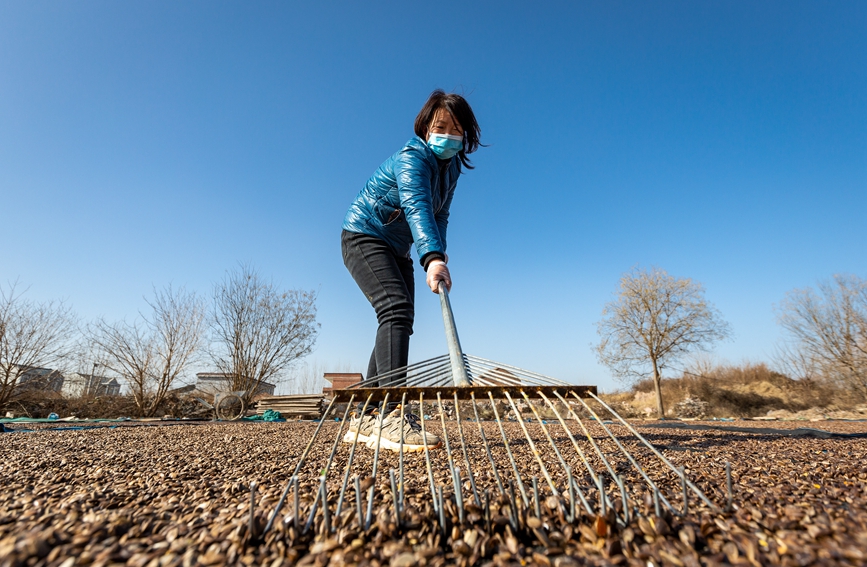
90;286;204;417
0;282;77;410
210;265;319;403
771;342;822;383
776;274;867;400
595;267;731;417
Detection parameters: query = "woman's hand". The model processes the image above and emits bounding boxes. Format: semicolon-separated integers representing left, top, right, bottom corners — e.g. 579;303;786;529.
426;260;451;293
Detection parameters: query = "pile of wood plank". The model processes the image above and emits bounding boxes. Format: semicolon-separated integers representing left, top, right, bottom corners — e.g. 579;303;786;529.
254;394;324;419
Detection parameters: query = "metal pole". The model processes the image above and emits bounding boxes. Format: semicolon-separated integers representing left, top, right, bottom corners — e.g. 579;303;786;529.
438;281;470;387
90;362;99;397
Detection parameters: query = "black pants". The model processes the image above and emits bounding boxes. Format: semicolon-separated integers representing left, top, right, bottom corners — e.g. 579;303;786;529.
342;230;414;388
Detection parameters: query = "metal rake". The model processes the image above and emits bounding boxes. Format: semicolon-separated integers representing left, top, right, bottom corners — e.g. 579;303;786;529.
258;282;724;542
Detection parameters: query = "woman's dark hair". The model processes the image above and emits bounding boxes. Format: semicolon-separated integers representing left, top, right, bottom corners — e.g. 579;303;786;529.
414;90;482;170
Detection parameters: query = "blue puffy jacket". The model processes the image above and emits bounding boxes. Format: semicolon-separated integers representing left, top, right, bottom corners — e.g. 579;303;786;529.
342;136;460;267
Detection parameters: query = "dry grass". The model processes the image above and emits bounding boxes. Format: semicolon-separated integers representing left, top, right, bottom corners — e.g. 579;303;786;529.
601;363;865;419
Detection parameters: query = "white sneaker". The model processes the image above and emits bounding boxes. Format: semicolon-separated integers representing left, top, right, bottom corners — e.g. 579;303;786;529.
364;407;442;452
342;411;380;444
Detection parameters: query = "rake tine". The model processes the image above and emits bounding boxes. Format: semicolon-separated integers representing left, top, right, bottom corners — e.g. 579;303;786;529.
303;479;321;534
586;391;721;512
571;475;594;517
556;393;619;480
320;476;330;534
598;474;606;517
569;392;678;514
454;391;481;506
484;489;491;533
726;461;734;512
567;466;575;521
453;466;465;524
293;476;299;531
503;391;559;498
263;395;338;534
470;393;508;498
335;394;373;519
315;392;356;533
437;392;463;509
508;482;520;530
324;392;355;465
248;481;257;542
292;396;338;479
437;484;447;537
616;475;629;524
365;392;391;531
681;467;689;516
354;476;364;529
551;391;619;513
398;392;407;514
487;391;530;507
390;468;401;526
518;390;574;517
532;477;541;519
521;390;572;472
540;391;602;484
538;391;598;516
419;392;439;516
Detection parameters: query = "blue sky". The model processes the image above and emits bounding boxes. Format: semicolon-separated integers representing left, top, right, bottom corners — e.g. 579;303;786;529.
2;1;865;393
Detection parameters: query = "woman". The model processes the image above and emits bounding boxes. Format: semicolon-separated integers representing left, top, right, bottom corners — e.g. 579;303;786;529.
341;90;482;451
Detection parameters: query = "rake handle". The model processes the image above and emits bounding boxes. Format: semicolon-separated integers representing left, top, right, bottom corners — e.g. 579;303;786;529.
438;281;471;387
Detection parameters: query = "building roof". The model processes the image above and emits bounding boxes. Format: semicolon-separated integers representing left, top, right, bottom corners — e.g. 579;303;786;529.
195;372;275;389
323;372;363;384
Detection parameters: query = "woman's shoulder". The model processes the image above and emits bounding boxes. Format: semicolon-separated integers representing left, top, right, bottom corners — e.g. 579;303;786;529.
386;136;438;172
400;136;436;160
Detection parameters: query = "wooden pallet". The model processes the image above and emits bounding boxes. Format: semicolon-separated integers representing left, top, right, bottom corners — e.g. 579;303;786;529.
254;394;325;419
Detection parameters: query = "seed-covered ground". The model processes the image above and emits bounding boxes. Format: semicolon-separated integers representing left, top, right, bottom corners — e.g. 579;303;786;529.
1;419;866;566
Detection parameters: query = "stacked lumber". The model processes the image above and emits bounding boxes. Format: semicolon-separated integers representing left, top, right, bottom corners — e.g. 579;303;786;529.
254;394;324;419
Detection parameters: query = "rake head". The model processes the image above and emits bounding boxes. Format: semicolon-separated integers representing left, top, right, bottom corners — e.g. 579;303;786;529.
332;353;597;401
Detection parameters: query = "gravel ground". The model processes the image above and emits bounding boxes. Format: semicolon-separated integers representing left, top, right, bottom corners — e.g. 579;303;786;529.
1;419;865;566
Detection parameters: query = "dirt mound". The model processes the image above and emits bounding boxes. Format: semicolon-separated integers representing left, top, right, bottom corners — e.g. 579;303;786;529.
603;363;859;419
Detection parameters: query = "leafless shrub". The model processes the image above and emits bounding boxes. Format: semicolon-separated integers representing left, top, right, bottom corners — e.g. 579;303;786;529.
0;282;77;410
771;342;821;383
89;286;204;417
776;274;867;400
595;266;731;417
210;265;319;403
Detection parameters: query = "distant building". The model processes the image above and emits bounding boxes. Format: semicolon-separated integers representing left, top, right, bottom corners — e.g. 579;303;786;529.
14;366;64;393
322;372;363;396
194;372;276;397
61;373;121;398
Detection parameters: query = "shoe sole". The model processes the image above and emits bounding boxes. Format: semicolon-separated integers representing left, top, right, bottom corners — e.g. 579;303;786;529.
342;430;441;452
343;430;372;444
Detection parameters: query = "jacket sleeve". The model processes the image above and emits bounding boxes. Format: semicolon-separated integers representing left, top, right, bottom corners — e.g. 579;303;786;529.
394;148;445;263
435;183;455;253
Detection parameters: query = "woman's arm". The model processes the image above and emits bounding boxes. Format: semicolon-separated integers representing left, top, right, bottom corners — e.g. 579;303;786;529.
434;186;454;254
394;147;446;265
